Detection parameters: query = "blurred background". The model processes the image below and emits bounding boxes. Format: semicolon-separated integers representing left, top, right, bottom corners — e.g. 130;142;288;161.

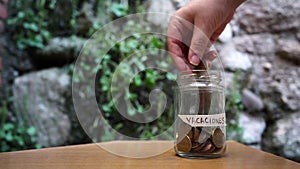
0;0;299;162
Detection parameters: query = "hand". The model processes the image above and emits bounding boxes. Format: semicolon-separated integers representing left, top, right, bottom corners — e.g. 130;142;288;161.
167;0;245;71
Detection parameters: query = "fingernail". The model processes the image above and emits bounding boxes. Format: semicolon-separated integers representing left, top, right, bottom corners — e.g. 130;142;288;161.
190;55;200;66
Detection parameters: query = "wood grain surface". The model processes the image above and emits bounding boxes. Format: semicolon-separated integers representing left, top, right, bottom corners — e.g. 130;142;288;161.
0;140;299;169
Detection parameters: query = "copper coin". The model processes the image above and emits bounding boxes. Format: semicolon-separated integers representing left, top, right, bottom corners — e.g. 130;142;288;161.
177;123;192;140
191;141;207;153
198;129;208;144
177;135;192;153
212;127;225;148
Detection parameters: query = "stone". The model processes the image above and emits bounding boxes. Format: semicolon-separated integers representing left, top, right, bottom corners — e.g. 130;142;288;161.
146;0;176;28
33;37;85;68
0;56;2;71
262;112;300;162
234;0;300;34
172;0;189;8
238;112;266;144
262;62;272;71
276;39;300;65
0;21;4;33
267;68;300;112
233;34;276;57
13;68;71;147
218;24;233;43
297;32;300;41
219;43;252;71
224;72;234;92
76;1;95;35
242;89;264;113
0;4;8;19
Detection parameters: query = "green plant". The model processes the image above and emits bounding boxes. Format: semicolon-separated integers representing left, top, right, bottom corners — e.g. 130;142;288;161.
7;0;55;49
225;70;244;141
73;12;176;141
0;101;41;152
111;3;129;18
96;33;176;140
7;0;80;49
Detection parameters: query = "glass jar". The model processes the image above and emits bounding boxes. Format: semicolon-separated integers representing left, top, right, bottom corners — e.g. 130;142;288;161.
174;70;226;158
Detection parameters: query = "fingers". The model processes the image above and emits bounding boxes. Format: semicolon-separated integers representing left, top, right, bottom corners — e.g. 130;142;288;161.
167;16;193;71
188;20;213;66
203;50;218;68
167;38;191;71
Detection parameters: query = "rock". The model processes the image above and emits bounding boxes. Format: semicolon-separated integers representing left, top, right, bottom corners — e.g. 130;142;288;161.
146;0;176;27
239;112;266;144
242;89;264;113
297;32;300;41
219;43;252;71
172;0;189;8
218;24;233;43
233;34;276;57
276;39;300;65
76;1;95;35
262;62;272;71
262;112;300;162
224;72;234;92
263;68;300;114
13;68;71;147
234;0;300;34
33;37;85;68
0;21;4;33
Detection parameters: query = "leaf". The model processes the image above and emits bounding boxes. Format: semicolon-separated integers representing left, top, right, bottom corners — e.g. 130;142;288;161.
26;127;36;136
111;3;128;17
151;37;163;48
126;39;138;49
133;75;142;86
5;132;13;141
127;107;136;116
49;0;56;9
166;72;176;81
3;123;14;131
17;11;25;18
137;105;144;113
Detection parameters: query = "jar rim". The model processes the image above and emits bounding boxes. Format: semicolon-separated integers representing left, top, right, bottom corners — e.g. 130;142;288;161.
178;70;222;81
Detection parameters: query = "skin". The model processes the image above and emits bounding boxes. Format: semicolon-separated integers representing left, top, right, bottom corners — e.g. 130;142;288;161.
167;0;245;71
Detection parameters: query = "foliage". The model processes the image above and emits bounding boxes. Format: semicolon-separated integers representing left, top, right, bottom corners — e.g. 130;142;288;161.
225;70;244;141
7;0;80;49
96;34;176;140
73;13;176;140
0;101;41;152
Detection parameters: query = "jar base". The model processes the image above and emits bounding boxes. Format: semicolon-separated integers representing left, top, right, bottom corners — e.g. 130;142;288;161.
176;152;224;159
175;145;226;159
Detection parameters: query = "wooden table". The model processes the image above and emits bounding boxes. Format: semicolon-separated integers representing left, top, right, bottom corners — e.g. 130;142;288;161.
0;140;299;169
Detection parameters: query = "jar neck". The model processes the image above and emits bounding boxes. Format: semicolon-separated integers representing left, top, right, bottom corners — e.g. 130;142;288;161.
177;70;223;87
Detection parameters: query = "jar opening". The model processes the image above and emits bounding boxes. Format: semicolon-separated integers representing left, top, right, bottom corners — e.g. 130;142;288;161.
177;70;222;84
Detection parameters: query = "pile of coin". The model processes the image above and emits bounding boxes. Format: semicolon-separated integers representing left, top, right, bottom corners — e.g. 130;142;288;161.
176;124;225;155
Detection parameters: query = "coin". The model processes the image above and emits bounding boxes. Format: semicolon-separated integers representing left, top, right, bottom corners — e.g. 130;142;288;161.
197;129;208;144
191;127;199;139
177;135;192;152
201;141;214;153
191;140;208;153
211;127;225;148
177;123;192;140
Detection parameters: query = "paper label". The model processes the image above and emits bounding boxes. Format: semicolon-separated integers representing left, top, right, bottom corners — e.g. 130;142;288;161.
178;114;226;127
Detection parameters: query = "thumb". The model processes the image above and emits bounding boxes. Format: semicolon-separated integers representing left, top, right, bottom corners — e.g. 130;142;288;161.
188;25;211;66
